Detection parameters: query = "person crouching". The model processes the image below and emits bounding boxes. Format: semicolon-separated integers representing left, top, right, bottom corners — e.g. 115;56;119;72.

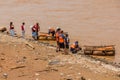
70;41;81;53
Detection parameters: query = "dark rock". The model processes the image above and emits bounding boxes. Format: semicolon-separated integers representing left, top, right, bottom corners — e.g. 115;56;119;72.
117;74;120;77
1;57;5;60
81;76;86;80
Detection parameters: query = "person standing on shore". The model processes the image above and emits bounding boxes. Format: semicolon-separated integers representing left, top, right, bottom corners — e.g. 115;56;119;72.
55;28;61;52
63;33;70;54
31;25;36;40
21;22;25;38
58;30;65;52
33;23;40;40
9;22;15;36
65;33;70;49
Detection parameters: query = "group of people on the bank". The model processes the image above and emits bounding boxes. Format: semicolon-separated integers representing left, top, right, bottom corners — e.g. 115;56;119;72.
9;22;81;54
55;27;81;53
9;22;26;38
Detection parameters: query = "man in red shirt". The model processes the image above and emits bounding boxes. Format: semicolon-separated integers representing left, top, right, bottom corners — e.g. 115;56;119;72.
33;23;40;40
9;22;15;36
21;22;25;38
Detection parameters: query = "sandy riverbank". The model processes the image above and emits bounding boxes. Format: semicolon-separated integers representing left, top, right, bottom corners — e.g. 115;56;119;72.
0;33;120;80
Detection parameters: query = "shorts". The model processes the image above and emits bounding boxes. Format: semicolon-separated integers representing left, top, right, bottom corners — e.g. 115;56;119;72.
10;29;15;36
59;43;65;48
32;32;37;37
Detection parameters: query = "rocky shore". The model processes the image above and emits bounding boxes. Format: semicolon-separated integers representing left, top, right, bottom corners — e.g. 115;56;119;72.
0;33;120;80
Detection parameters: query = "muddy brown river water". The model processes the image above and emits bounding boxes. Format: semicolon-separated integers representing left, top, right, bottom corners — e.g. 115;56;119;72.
0;0;120;63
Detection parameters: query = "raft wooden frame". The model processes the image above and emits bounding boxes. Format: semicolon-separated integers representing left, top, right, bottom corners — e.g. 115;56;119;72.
38;32;55;40
83;45;115;56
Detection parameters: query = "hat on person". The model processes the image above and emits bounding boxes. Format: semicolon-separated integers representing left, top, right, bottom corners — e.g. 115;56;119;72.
56;26;61;30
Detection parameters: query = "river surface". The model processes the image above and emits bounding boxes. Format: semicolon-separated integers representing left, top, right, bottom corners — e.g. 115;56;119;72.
0;0;120;63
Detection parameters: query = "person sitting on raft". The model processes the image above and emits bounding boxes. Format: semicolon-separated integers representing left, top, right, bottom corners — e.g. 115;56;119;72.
48;27;55;38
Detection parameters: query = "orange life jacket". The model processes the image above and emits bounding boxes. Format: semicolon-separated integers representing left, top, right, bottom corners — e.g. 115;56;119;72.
70;43;75;48
59;35;64;43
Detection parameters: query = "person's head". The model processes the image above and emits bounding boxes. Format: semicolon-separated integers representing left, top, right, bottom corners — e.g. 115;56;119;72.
56;28;61;32
10;22;13;26
65;34;69;37
60;30;64;34
22;22;25;25
36;22;39;26
75;41;78;45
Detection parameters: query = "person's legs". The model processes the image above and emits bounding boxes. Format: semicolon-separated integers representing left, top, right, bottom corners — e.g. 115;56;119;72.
66;44;69;49
32;32;36;40
61;43;65;49
56;41;60;52
59;43;65;52
10;30;14;36
34;32;37;40
76;47;82;52
36;32;39;40
22;30;25;38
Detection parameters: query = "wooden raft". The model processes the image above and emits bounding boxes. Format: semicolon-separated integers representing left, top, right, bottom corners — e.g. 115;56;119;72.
38;32;55;40
83;45;115;56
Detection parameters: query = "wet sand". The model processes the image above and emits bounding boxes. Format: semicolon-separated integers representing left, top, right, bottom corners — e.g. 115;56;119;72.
0;0;120;62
